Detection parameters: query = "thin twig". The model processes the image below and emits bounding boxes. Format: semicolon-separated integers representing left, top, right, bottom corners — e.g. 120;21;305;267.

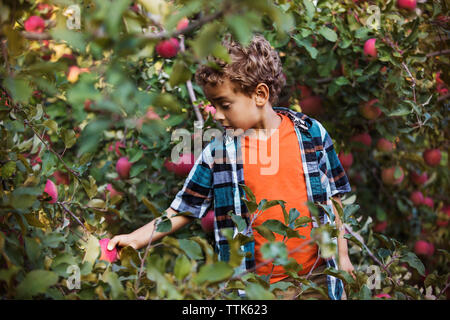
23;119;82;180
57;202;88;234
179;35;204;127
134;217;160;297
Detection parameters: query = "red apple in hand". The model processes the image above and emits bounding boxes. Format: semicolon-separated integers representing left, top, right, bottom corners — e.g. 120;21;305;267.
423;149;441;167
116;157;132;179
43;179;58;203
99;238;118;263
156;38;180;58
201;210;215;233
24;16;45;33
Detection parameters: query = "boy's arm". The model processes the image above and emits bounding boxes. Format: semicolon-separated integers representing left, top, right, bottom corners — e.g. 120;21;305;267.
107;207;194;251
331;195;356;280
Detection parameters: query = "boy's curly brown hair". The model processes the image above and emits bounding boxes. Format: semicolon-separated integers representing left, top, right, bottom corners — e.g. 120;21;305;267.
194;33;286;105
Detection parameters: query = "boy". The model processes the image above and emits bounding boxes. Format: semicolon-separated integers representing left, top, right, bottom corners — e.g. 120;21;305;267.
108;33;355;300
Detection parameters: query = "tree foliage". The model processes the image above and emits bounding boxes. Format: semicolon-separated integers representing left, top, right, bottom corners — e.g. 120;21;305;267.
0;0;448;300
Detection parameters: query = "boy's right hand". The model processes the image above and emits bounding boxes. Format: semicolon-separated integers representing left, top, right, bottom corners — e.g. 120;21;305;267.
107;234;137;252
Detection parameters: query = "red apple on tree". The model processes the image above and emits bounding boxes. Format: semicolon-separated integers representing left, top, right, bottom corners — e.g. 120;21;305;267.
108;141;126;157
376;138;394;152
422;196;434;209
363;38;377;60
381;166;404;185
423;149;441;167
116;157;132;179
52;170;70;185
351;132;372;149
411;171;428;185
201;210;215;233
43;179;58;203
373;220;387;233
359;99;382;120
397;0;417;10
156;38;180;58
436;205;450;227
410;191;424;206
414;240;434;257
37;3;54;19
298;95;323;116
24;16;45;33
164;153;195;176
338;151;354;171
176;17;189;31
106;184;123;197
374;293;391;299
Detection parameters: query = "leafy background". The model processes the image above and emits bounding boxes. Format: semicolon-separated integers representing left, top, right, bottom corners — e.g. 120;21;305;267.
0;0;448;300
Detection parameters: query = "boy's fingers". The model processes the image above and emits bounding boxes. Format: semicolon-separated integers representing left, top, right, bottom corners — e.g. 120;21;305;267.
107;236;121;251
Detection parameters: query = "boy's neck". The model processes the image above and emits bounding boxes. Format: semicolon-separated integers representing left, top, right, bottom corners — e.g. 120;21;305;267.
247;106;282;140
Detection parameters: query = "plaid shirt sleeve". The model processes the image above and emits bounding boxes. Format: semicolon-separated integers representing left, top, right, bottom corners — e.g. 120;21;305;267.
318;122;352;198
169;142;214;219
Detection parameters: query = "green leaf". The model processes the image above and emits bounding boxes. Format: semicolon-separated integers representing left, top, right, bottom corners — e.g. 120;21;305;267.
169;59;192;88
261;241;289;266
387;106;411;117
1;161;16;179
293;35;318;59
288;208;300;226
399;252;425;276
82;234;100;265
60;128;77;149
174;254;191;281
16;270;59;299
240;184;256;202
302;0;315;20
102;271;125;299
246;282;275;300
318;27;337;42
156;217;172;233
50;28;87;53
254;225;275;242
178;238;203;260
230;214;247;233
3;77;33;104
195;262;233;284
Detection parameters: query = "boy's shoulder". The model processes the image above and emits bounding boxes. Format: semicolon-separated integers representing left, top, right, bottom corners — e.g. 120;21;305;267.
273;106;328;141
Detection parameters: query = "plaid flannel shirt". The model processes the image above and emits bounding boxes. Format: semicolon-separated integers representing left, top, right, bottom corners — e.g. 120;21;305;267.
170;107;352;300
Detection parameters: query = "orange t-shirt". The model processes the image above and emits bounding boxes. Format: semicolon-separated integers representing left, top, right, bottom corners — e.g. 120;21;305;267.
242;113;323;283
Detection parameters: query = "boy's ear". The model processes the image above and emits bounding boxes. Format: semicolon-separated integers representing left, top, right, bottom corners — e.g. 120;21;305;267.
255;83;269;106
254;83;270;106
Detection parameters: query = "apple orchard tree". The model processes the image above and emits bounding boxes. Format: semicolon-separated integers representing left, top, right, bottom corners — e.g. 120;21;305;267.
0;0;448;300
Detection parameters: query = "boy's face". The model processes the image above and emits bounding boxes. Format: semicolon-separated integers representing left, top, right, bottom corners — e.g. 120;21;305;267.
203;78;263;135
